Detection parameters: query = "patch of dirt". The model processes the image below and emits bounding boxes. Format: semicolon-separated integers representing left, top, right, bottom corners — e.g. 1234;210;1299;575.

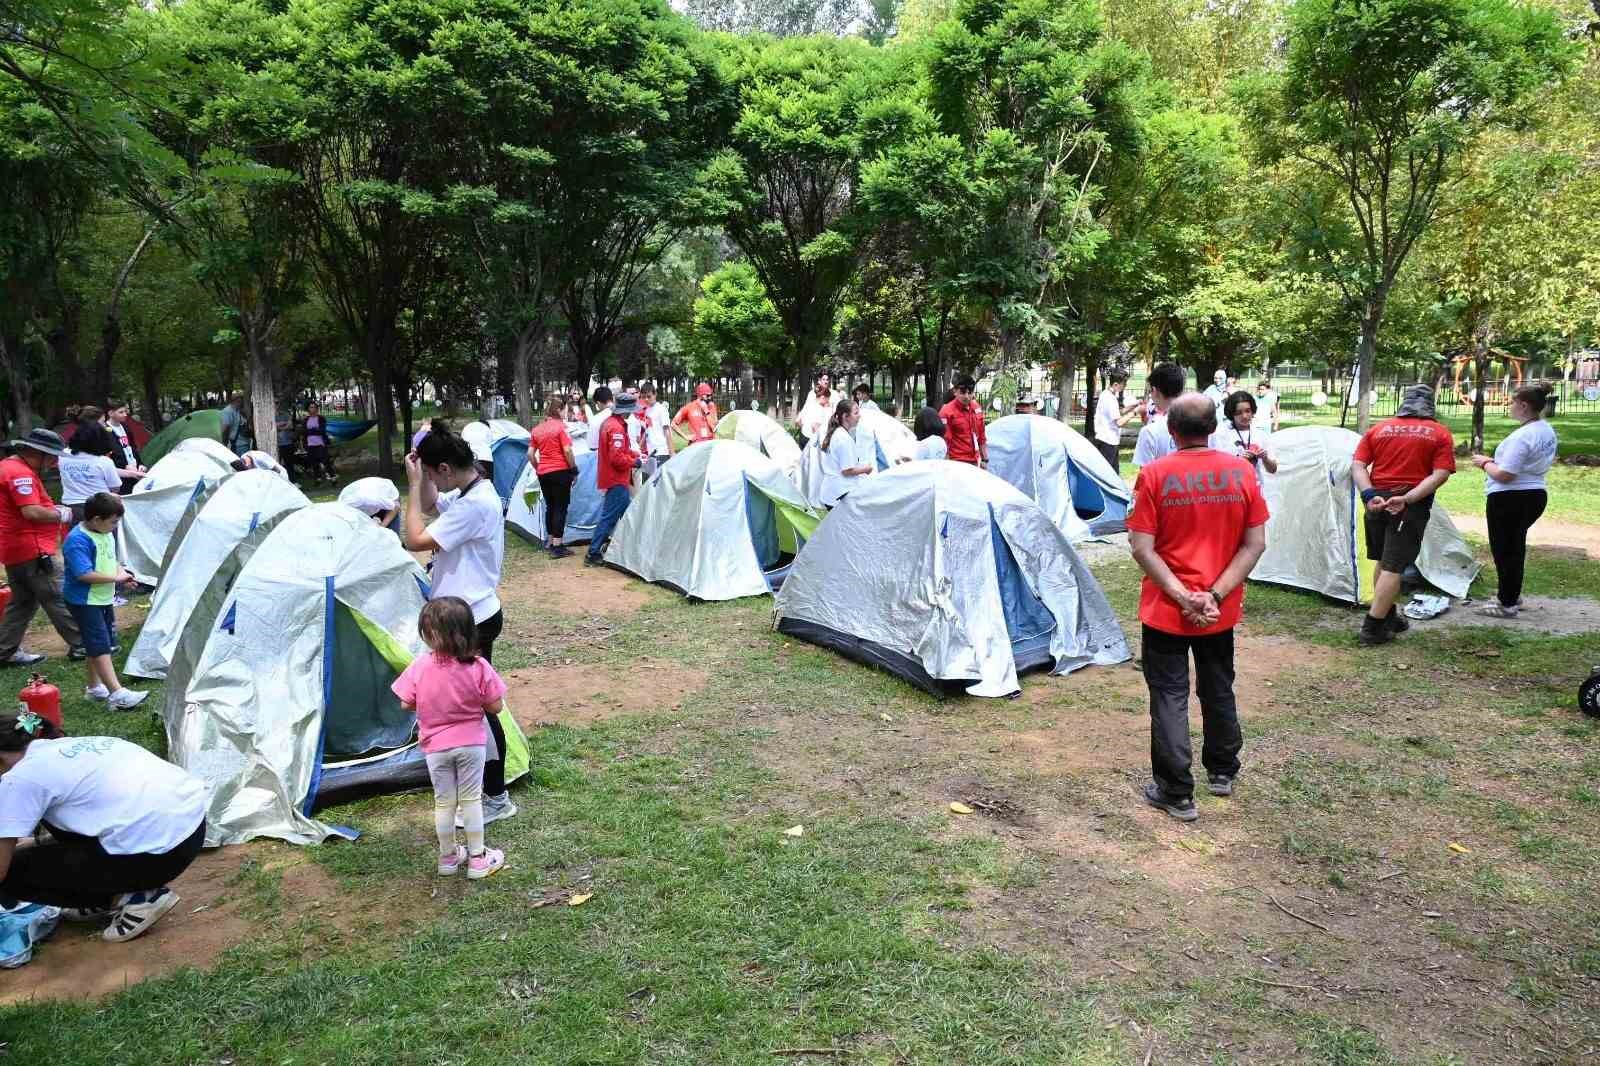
1452;514;1600;560
502;658;710;728
2;843;371;1005
525;554;654;616
1408;593;1600;636
19;596;151;658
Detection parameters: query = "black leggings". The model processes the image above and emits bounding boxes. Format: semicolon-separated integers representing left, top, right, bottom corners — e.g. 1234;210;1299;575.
476;611;508;796
538;467;577;540
1486;489;1547;607
0;819;205;910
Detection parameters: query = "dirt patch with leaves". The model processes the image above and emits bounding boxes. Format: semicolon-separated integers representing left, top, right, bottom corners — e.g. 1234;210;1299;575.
742;628;1598;1064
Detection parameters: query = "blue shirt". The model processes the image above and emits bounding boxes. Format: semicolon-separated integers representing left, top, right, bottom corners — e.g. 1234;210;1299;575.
62;525;115;606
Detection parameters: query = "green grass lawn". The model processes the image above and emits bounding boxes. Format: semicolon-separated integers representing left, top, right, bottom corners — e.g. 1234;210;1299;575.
4;461;1598;1064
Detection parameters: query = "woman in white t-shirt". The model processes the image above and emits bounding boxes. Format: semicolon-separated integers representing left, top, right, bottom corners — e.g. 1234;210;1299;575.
1470;384;1559;619
58;422;128;521
1209;392;1277;475
818;399;872;508
0;711;207;943
910;406;948;461
404;421;516;824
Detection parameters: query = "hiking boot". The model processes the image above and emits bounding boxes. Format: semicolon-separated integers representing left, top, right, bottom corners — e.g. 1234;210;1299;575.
467;848;506;880
1385;608;1409;634
1207;774;1235;797
2;650;44;668
103;887;179;942
107;688;149;710
1357;615;1395;646
1141;782;1198;822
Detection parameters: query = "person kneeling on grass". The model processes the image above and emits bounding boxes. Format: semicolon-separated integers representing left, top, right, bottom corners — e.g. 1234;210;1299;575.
63;492;146;709
392;597;508;880
0;711;207;942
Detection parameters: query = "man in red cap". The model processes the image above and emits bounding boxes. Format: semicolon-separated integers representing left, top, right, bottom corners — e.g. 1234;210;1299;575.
671;383;719;452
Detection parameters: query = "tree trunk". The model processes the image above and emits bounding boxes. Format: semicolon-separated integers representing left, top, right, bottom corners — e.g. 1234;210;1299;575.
140;359;163;430
245;326;280;460
512;328;535;427
0;334;35;435
1354;290;1387;433
363;321;399;477
1079;348;1099;437
1469;314;1493;453
738;363;754;411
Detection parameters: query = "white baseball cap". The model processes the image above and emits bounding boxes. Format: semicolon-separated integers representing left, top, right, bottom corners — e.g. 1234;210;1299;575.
338;477;400;517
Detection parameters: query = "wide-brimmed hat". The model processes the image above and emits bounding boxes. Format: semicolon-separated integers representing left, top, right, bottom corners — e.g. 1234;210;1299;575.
9;428;66;457
612;394;640;416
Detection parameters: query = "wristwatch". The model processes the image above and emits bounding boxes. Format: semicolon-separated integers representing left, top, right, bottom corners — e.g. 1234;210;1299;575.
1208;588;1223;606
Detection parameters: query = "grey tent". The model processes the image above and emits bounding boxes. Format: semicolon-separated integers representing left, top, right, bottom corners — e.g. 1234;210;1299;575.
986;414;1130;539
775;462;1130;697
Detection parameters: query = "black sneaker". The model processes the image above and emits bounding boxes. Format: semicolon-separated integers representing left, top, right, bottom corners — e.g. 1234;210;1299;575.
1141;782;1198;822
1357;616;1394;646
549;545;573;559
583;555;602;567
67;645;88;661
1207;774;1235;797
1385;609;1409;634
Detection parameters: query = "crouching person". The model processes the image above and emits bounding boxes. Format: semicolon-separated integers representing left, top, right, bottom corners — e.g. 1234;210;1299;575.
0;711;207;942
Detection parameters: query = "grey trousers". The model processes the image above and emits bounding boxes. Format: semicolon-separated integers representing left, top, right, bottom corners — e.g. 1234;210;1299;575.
0;557;82;658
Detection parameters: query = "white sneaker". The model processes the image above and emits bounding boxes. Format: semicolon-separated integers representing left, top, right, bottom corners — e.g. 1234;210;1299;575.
103;887;179;942
3;651;44;667
107;688;149;710
85;684;110;701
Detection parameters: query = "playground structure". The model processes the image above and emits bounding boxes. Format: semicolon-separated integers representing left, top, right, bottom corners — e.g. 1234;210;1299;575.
1442;348;1526;407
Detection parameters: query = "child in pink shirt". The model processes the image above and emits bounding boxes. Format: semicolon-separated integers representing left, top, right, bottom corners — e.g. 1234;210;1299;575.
392;596;509;879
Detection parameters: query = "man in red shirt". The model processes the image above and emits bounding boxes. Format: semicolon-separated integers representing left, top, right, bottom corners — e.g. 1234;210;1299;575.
0;429;83;667
671;383;719;452
585;393;642;567
940;375;987;466
1128;394;1268;821
1351;384;1456;646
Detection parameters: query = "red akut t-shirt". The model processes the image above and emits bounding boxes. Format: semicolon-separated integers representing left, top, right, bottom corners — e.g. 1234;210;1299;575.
673;401;717;444
1351;417;1456;491
1127;448;1269;636
528;419;574;475
0;457;62;566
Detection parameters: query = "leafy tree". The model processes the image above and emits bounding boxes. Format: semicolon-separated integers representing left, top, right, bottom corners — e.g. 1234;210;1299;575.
1238;0;1575;430
690;261;785;389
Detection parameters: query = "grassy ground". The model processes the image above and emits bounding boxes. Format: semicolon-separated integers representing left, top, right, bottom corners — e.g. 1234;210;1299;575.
4;460;1597;1063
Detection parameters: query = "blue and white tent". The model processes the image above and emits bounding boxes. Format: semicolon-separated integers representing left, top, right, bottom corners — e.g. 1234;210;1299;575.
986;414;1130;540
775;462;1129;697
462;419;532;508
506;442;609;546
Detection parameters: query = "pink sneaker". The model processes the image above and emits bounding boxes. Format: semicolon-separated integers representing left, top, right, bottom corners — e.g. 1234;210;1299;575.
467;848;506;880
437;844;467;876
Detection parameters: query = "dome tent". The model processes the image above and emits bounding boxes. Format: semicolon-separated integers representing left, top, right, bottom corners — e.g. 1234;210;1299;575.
775;463;1130;697
506;440;608;546
605;441;821;601
462;419;531;507
139;409;225;468
161;503;532;846
120;446;238;585
125;470;310;680
985;414;1130;540
1253;425;1481;603
855;408;918;466
715;408;802;481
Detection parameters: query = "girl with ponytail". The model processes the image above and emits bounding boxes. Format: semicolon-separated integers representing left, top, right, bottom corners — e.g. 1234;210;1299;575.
1470;384;1558;618
404;420;518;824
818;399;872;508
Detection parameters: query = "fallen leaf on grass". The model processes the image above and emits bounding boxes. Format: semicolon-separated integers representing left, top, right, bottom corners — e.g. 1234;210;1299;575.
568;893;592;907
879;713;893;723
1421;910;1443;918
1447;842;1471;854
783;825;805;837
949;802;974;815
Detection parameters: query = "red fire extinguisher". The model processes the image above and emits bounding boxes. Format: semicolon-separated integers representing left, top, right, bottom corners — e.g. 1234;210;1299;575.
19;674;62;730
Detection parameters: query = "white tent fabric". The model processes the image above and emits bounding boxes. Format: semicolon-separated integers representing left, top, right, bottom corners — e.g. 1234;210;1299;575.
126;471;309;680
163;503;430;846
605;441;817;601
774;462;1130;697
171;437;241;467
121;447;237;585
716;409;802;481
986;414;1131;541
854;408;918;466
1255;425;1481;602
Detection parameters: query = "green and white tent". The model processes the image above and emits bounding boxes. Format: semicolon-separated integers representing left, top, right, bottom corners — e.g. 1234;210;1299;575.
162;502;531;846
715;409;802;482
125;470;310;680
140;409;226;468
605;440;820;600
121;445;238;585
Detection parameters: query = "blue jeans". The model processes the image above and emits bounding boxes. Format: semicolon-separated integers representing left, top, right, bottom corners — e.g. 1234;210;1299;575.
586;485;632;561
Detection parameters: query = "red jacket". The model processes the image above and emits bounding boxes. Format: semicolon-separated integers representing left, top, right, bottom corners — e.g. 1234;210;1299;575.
940;399;987;464
596;413;638;490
